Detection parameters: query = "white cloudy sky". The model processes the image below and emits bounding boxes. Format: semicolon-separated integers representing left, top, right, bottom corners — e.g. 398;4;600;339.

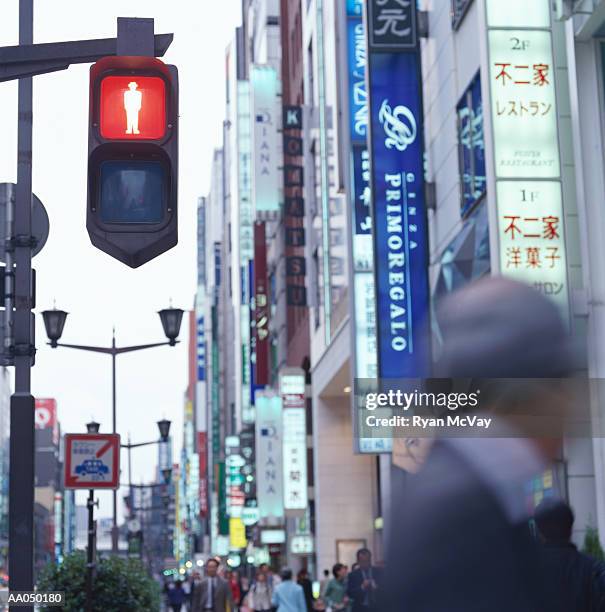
0;1;241;521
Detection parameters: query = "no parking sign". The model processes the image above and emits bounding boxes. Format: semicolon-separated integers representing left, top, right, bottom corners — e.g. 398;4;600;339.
64;433;120;489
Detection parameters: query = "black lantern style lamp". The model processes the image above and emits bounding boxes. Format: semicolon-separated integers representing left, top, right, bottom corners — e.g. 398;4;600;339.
157;419;171;442
86;420;100;434
42;309;68;348
158;308;184;346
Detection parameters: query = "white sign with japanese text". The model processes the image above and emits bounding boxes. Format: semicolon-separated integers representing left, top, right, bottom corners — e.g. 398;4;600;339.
488;29;559;179
486;0;570;322
282;408;308;512
497;181;569;318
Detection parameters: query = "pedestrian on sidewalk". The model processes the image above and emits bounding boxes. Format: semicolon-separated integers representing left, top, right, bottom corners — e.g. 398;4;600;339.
227;570;242;610
535;498;605;611
272;568;306;612
191;557;234;612
324;564;350;611
167;580;187;612
383;278;577;611
297;568;315;611
347;549;381;612
246;570;273;612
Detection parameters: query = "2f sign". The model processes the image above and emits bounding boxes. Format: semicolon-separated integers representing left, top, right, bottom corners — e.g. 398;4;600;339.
511;37;531;51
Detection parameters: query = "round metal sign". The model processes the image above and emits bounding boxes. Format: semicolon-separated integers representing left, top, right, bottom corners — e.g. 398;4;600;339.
0;183;50;262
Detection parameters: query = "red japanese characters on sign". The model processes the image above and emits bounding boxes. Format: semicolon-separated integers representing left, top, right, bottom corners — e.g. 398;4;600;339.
488;29;560;179
497;182;568;311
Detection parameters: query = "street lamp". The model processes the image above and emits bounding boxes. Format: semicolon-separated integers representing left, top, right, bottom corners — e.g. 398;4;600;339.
86;420;100;434
41;304;182;554
122;420;172;528
41;309;68;348
157;418;171;442
158;308;184;346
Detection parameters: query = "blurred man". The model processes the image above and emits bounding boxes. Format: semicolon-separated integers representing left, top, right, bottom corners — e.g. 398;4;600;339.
191;558;233;612
384;277;575;611
347;549;382;612
271;568;306;612
535;498;605;611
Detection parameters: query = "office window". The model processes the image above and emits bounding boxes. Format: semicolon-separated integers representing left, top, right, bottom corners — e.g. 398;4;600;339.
457;72;486;217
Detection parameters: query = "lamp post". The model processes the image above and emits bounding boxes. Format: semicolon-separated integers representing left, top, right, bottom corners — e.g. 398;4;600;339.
122;419;172;518
42;307;183;553
85;420;100;612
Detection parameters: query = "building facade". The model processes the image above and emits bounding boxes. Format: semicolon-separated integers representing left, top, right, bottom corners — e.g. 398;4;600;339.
190;0;605;576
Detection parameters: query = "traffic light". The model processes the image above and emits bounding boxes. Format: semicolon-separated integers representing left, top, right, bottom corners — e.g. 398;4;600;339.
87;56;178;268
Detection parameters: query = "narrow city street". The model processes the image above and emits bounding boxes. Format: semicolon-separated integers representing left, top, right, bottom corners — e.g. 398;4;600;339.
0;0;605;610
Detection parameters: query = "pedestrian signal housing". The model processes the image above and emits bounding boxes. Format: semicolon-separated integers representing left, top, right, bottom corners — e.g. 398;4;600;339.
87;56;178;268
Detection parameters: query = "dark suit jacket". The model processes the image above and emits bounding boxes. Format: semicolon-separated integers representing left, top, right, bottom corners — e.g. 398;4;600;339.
383;440;554;612
347;566;383;612
191;576;232;612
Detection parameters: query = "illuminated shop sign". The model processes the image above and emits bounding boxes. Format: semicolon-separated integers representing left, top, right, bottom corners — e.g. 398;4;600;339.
367;36;431;379
486;0;569;321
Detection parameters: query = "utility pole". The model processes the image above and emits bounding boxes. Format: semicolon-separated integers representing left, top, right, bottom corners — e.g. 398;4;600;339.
0;13;174;600
8;0;35;607
85;489;97;612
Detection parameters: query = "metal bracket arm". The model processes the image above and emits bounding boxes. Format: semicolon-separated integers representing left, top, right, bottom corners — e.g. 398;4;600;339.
0;33;173;82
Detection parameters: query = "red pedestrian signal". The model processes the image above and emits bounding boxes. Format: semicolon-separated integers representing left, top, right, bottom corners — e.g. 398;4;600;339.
99;75;166;140
87;56;178;268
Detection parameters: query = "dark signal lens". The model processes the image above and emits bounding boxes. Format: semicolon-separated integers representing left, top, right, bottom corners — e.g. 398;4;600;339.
99;160;166;224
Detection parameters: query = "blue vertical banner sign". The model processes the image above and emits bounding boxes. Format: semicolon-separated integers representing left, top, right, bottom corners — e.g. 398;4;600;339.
366;0;431;379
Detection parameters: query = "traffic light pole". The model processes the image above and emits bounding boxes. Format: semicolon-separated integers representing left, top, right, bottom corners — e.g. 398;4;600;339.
0;16;173;603
8;1;35;609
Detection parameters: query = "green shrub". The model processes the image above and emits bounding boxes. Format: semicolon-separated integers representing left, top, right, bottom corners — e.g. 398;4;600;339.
37;551;160;611
582;526;605;562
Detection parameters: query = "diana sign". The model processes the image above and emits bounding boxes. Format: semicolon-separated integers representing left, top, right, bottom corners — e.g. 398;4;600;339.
255;393;284;520
251;66;279;213
366;9;431;380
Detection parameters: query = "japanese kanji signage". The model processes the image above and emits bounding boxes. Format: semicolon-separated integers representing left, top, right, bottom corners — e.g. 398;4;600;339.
489;29;559;178
254;222;270;386
498;182;568;314
64;434;120;489
486;0;570;321
255;393;284;520
280;370;308;513
367;0;417;51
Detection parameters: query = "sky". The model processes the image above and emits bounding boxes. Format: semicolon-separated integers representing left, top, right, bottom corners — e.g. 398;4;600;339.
0;1;241;521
